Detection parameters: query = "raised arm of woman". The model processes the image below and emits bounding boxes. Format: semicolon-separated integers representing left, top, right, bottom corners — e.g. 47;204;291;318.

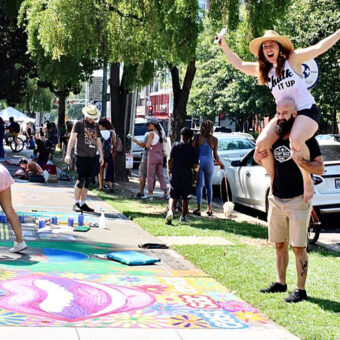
291;29;340;64
218;36;258;77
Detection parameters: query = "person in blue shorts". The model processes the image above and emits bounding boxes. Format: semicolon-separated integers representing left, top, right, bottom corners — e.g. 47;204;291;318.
165;128;198;224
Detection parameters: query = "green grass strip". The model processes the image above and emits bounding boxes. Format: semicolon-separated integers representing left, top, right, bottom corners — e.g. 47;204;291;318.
96;190;340;340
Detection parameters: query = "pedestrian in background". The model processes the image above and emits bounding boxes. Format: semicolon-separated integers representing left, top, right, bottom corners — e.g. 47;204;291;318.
65;104;104;213
165;127;198;224
130;123;152;198
145;117;169;199
33;133;51;167
193;120;224;216
98;118;116;193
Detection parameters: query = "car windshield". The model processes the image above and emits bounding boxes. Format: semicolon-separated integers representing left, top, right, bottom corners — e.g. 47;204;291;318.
218;137;255;151
320;144;340;162
134;124;148;136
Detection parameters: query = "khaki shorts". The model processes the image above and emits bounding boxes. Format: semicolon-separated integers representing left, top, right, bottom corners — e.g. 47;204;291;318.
268;194;312;247
139;157;147;177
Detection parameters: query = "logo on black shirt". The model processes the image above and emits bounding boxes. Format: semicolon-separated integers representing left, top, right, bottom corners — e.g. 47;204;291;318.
273;145;291;163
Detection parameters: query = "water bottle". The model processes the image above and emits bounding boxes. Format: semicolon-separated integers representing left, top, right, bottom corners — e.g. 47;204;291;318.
99;210;106;229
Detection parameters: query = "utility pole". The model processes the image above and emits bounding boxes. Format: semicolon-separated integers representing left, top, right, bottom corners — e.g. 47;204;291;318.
101;61;108;119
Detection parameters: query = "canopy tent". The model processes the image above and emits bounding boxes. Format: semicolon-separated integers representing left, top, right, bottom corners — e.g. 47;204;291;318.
0;107;35;123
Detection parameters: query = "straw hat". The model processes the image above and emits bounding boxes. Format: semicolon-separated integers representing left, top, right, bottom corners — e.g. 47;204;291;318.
249;30;294;57
82;104;100;120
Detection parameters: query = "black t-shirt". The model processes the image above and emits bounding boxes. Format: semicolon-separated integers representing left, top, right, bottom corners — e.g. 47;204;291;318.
170;141;198;176
35;139;50;164
272;137;321;199
74;119;100;157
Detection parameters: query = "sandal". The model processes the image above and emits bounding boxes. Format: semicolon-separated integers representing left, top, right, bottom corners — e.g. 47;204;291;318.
192;209;201;216
98;188;104;191
206;210;213;216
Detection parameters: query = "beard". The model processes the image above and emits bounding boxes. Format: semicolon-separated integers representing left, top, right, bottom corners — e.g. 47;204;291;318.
275;116;295;137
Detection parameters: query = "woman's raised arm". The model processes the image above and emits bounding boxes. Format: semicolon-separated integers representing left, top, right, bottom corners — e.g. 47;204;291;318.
218;36;258;77
291;29;340;64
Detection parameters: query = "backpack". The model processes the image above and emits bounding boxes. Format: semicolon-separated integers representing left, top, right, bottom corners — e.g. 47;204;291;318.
114;134;123;152
102;132;112;159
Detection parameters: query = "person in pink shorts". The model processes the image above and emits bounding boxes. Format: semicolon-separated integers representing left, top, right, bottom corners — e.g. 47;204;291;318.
0;163;27;252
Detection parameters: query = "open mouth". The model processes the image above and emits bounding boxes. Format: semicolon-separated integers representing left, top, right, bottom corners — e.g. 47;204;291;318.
267;52;274;58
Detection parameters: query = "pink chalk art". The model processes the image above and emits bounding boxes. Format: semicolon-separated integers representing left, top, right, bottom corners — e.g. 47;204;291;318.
0;274;155;322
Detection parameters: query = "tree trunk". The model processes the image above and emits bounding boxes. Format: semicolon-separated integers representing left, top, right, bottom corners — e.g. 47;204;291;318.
57;92;67;147
169;58;196;142
109;62;129;181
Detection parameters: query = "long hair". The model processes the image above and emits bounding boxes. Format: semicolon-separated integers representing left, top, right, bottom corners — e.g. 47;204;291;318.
200;120;213;137
154;124;163;143
98;118;114;130
258;43;292;85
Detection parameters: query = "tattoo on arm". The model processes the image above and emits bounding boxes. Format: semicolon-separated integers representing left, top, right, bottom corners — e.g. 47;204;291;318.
299;260;308;277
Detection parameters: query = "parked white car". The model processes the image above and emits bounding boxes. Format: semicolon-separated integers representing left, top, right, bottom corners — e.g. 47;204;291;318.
219;140;340;219
312;140;340;216
130;118;148;163
211;133;255;186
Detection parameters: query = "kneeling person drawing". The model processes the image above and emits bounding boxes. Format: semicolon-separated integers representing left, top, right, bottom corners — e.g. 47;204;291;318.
254;98;324;303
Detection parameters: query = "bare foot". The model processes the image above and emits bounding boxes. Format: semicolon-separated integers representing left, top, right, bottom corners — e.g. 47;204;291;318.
304;180;314;202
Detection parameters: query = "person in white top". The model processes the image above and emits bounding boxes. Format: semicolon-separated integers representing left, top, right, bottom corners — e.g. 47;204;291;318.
145;117;169;199
217;29;340;201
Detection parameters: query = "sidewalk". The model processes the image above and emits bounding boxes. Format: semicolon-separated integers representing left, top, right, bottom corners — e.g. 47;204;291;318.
0;147;298;339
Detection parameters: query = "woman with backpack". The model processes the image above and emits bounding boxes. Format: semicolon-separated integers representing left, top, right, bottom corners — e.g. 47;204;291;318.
98;119;116;192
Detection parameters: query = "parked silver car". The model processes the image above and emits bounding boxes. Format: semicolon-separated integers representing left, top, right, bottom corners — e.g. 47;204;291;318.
220;140;340;218
212;133;255;186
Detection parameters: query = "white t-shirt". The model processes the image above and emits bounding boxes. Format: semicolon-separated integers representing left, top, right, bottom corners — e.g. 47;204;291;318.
267;60;316;111
150;131;164;145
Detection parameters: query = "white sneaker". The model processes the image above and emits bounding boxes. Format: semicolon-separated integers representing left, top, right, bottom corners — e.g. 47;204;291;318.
165;210;173;225
9;241;27;253
179;215;189;223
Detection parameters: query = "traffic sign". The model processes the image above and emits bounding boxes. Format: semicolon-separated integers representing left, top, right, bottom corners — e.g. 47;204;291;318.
95;101;102;113
302;58;320;89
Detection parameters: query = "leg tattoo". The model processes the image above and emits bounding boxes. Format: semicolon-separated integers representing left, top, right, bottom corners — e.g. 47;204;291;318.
300;260;308;277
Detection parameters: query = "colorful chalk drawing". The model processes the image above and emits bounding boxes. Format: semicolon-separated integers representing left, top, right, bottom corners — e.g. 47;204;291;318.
0;214;268;330
0;268;268;329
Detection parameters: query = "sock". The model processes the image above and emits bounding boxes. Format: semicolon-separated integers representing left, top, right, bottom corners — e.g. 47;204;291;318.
80;200;85;206
75;200;80;205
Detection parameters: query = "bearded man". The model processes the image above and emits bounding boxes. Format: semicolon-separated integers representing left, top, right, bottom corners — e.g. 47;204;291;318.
254;98;324;303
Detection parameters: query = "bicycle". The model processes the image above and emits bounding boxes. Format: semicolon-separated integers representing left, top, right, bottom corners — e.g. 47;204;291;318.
4;135;24;152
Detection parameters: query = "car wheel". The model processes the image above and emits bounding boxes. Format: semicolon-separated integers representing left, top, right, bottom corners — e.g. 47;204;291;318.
220;176;232;203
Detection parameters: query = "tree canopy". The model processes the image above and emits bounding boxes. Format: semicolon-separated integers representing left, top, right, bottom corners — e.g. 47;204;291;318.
19;0;200;66
0;4;35;106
